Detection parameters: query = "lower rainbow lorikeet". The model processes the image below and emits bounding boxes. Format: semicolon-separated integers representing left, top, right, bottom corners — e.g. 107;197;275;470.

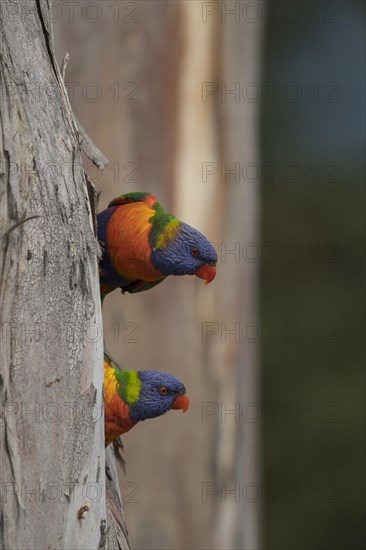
104;354;190;446
97;192;217;297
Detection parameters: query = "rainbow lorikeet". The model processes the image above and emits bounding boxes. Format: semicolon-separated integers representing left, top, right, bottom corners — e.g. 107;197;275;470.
104;354;190;446
97;192;217;297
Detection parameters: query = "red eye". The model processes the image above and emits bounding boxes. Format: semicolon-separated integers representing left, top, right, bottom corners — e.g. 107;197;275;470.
191;247;199;257
160;387;168;395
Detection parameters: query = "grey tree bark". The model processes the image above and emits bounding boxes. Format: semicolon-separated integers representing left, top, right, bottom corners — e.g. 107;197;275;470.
0;2;128;548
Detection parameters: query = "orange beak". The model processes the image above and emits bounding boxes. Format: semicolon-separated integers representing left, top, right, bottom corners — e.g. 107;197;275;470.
195;264;216;285
171;394;190;413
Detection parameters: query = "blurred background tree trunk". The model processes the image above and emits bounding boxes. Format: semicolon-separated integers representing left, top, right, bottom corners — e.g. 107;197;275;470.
215;10;264;550
55;2;264;548
0;2;124;548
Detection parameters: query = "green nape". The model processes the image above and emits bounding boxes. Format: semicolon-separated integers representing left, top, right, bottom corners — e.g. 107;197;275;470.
120;191;151;202
149;202;181;249
114;369;142;405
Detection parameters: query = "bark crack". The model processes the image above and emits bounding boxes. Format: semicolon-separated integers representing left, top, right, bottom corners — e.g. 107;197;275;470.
35;0;58;80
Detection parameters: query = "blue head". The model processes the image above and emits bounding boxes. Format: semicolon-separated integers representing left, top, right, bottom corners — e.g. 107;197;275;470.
129;371;189;423
151;222;218;283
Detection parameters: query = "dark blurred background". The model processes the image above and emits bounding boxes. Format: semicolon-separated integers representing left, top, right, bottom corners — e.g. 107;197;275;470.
55;1;365;548
262;1;365;549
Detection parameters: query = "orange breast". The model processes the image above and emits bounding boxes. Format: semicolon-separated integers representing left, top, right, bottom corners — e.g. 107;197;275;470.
104;362;135;444
107;202;163;282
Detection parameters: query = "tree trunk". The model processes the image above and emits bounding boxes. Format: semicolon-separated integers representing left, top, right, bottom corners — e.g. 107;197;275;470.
175;4;264;548
217;13;264;549
0;2;127;548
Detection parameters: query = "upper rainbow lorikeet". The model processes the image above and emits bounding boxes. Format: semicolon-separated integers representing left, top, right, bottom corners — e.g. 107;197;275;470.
97;192;217;297
104;354;190;446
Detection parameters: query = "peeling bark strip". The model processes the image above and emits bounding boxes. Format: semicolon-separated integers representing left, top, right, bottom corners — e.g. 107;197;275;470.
0;2;128;549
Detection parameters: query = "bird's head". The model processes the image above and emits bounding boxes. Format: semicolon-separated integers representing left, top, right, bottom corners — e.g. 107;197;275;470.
150;218;217;284
127;371;190;423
